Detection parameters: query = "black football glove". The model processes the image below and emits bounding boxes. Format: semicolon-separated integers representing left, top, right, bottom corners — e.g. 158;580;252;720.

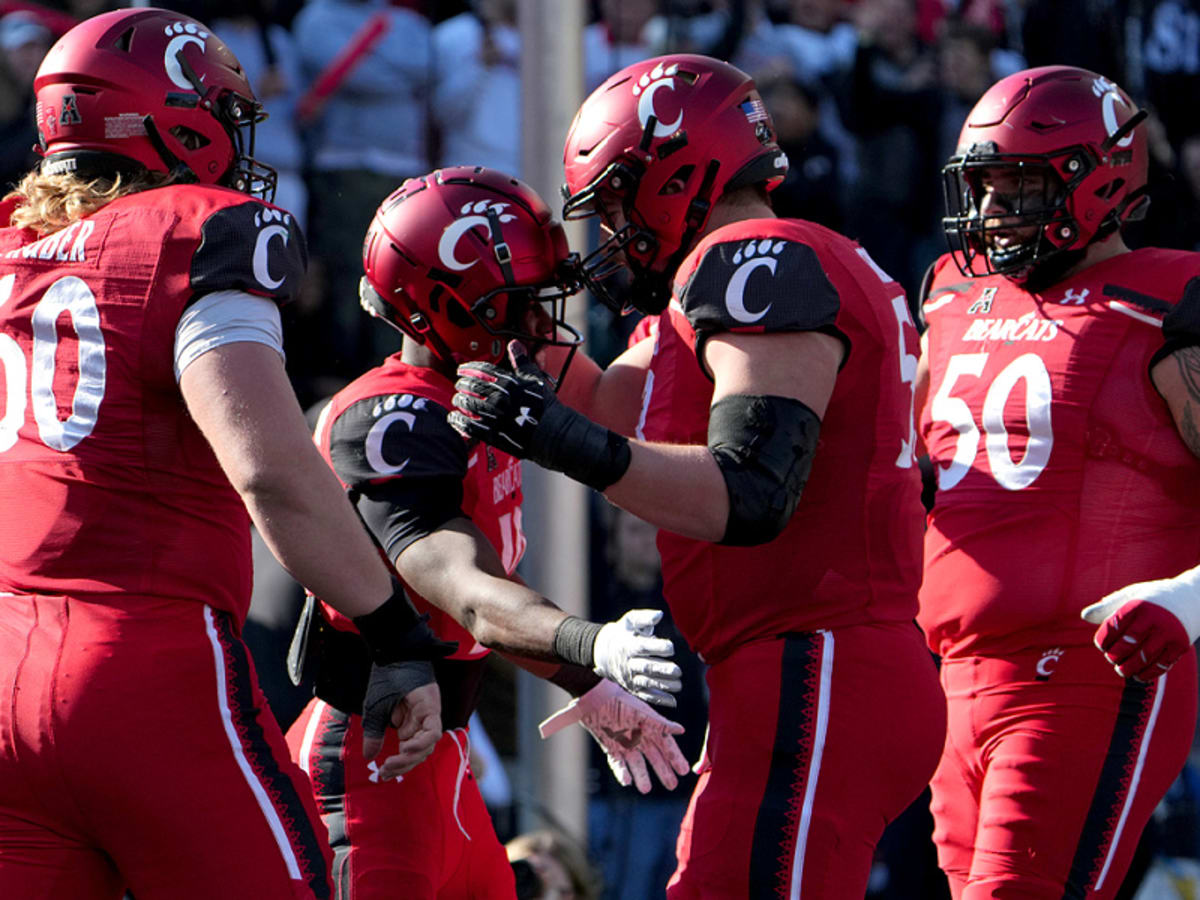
449;340;631;492
352;584;457;745
360;659;436;747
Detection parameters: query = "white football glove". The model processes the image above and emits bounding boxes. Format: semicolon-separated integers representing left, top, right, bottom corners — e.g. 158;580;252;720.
539;679;691;794
592;609;683;707
1081;566;1200;681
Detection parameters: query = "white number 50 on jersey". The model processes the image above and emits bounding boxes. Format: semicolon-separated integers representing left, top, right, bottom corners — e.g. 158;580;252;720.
0;273;107;453
930;351;1053;490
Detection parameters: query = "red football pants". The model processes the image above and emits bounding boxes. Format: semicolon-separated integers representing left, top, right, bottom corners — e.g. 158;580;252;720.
0;593;334;899
287;699;515;899
667;620;947;899
931;644;1198;899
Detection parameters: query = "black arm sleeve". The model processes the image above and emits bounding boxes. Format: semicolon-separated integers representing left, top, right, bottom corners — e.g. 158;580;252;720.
355;476;466;561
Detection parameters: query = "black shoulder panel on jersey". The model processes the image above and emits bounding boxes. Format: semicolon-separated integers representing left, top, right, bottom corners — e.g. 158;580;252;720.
190;202;307;304
1152;276;1200;369
328;393;468;492
679;238;841;337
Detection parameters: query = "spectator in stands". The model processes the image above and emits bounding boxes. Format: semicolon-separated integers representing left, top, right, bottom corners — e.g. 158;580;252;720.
209;0;308;231
432;0;522;175
508;829;601;900
0;11;51;192
836;0;941;299
289;0;434;399
757;72;845;230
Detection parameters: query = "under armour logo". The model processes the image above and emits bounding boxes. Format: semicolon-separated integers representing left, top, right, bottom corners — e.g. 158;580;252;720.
1060;288;1089;305
367;761;402;784
515;407;537;427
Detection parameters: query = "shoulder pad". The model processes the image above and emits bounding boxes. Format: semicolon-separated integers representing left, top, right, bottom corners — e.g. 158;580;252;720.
679;238;840;336
328;393;467;490
190;202;307;304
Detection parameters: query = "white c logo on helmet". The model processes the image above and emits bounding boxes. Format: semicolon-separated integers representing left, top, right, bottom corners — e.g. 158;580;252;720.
1093;76;1134;149
724;240;785;324
633;62;683;139
366;411;415;475
163;22;209;91
253;223;289;290
437;201;517;271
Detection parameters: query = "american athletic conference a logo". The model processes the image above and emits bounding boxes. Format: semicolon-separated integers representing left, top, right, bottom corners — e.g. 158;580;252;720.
725;240;786;324
437;202;517;271
632;62;683;139
163;21;209;90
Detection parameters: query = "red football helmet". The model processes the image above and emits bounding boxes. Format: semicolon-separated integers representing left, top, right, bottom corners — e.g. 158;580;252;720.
360;167;583;369
562;54;787;314
942;65;1149;285
33;8;275;199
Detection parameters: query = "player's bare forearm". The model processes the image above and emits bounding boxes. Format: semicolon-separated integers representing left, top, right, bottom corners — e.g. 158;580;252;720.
603;441;730;542
554;338;653;436
395;520;571;660
1152;345;1200;459
180;342;393;617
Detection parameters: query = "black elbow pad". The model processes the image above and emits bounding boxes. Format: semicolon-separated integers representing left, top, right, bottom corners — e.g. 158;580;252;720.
708;394;821;546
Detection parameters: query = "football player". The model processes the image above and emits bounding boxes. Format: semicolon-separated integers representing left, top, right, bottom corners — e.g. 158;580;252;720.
450;55;947;899
285;166;689;898
0;9;452;899
916;65;1200;898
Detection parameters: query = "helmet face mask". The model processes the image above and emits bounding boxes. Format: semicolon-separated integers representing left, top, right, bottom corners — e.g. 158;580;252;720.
943;153;1077;280
361;167;584;376
34;8;277;200
562;54;787;315
941;66;1149;287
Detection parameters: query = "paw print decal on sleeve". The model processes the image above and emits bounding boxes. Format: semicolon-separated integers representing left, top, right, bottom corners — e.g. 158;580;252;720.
679;235;842;337
726;240;787;323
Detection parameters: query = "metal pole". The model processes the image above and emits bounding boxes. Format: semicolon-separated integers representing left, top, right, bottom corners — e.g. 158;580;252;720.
515;0;590;846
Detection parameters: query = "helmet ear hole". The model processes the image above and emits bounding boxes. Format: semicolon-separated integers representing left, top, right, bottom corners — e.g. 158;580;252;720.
659;164;695;196
169;125;210;151
445;297;475;331
1094;178;1124;200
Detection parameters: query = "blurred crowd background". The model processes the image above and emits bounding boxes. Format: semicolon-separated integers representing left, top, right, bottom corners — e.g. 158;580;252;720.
8;1;1200;897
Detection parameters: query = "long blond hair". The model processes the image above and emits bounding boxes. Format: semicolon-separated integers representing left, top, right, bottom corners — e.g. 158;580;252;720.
5;167;171;235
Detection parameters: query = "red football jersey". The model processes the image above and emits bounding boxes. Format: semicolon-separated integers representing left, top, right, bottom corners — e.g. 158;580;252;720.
312;357;525;659
639;218;925;663
0;184;305;621
919;249;1200;658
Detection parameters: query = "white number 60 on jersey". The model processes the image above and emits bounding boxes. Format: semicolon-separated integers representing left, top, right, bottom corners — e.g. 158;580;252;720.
0;273;107;453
